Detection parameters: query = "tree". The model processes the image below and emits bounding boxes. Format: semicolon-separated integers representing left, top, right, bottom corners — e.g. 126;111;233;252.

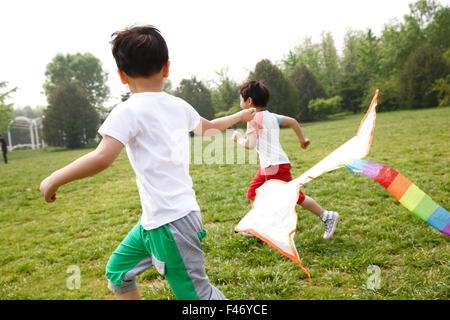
363;76;401;112
174;77;214;120
337;30;367;113
399;45;448;109
163;79;174;94
356;29;386;111
249;59;298;118
43;53;110;108
211;68;239;114
430;48;450;107
425;4;450;51
285;37;322;78
319;32;340;95
431;74;450;106
289;63;327;121
43;81;99;149
282;34;340;96
0;81;16;134
379;0;446;77
282;50;302;77
409;0;442;30
13;105;45;119
357;29;382;82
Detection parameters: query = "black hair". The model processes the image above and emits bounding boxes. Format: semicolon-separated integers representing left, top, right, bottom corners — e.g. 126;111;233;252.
238;80;270;107
111;25;169;77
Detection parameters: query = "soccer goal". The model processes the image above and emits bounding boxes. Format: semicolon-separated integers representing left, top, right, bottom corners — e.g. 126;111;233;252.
7;116;46;151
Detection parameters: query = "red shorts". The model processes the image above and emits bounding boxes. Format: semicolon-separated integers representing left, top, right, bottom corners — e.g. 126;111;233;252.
246;163;306;204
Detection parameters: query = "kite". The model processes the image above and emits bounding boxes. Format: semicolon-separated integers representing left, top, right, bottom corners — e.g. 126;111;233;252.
235;90;448;278
343;159;450;236
235;90;379;278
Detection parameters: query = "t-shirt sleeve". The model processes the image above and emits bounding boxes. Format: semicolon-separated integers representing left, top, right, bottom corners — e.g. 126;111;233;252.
185;102;201;132
272;113;285;125
98;104;137;146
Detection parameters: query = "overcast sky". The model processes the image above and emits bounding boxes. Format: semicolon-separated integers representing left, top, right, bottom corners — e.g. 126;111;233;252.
1;0;420;109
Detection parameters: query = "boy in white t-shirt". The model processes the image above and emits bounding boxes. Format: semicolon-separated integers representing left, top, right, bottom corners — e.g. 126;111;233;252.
39;25;256;300
232;80;339;240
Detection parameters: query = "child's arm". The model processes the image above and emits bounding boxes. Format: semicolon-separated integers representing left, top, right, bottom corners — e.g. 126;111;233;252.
192;108;256;136
231;131;257;150
39;135;124;203
280;117;310;149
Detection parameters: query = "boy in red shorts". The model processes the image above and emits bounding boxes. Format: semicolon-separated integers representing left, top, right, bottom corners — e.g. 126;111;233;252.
232;80;339;239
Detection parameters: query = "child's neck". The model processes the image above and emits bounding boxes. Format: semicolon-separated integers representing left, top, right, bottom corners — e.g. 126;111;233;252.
254;106;265;112
128;75;165;93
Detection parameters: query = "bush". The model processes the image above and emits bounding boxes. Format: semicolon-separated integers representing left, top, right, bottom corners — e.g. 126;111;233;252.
431;75;450;107
214;103;245;129
307;96;342;121
430;48;450;107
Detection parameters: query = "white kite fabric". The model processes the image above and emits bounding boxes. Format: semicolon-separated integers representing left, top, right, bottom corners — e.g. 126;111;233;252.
235;90;379;279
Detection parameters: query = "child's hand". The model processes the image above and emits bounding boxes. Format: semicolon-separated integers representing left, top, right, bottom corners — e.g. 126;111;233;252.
239;108;256;122
40;175;58;203
300;138;310;149
232;130;242;142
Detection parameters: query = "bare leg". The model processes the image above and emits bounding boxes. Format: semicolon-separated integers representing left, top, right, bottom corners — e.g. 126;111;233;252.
115;288;142;300
299;196;323;216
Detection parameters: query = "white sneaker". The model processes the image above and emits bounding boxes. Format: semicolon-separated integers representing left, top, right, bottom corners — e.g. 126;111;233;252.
322;211;339;239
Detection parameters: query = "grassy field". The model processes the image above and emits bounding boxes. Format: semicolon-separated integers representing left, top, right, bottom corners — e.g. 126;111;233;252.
0;107;448;300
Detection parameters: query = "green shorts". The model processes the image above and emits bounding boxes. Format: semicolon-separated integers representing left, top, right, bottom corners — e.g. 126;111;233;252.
105;211;226;300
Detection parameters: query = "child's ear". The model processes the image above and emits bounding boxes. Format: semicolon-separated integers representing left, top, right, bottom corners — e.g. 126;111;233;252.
162;61;170;78
117;69;129;84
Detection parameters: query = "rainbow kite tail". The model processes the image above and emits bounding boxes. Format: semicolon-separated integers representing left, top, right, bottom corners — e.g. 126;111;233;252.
343;159;450;236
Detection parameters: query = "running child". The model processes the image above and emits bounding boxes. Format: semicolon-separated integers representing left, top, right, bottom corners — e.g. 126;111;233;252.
232;80;339;239
40;25;256;300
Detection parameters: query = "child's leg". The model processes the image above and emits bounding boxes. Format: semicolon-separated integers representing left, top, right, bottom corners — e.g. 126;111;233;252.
149;211;226;300
115;288;142;300
299;195;339;239
106;222;153;299
299;195;323;216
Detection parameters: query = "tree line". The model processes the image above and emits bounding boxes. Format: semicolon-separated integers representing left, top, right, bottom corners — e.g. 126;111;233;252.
172;0;449;123
1;0;448;149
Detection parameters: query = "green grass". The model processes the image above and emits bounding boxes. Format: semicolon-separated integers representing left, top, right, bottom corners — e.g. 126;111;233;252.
0;107;449;300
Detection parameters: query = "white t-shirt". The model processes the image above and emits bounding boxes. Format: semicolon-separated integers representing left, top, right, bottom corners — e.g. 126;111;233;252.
246;110;290;168
98;92;201;230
